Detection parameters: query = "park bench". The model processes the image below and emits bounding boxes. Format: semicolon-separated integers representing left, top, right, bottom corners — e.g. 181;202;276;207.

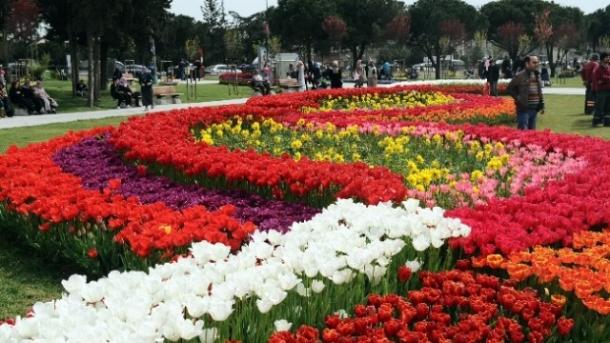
278;78;301;93
153;85;182;105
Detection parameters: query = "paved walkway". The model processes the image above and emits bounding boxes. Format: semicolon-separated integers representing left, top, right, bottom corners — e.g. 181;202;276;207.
541;87;585;95
0;98;248;130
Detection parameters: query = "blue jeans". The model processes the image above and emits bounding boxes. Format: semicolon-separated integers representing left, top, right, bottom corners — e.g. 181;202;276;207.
517;109;537;130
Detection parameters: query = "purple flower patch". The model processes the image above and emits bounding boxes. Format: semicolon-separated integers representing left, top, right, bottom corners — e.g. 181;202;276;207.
53;135;318;233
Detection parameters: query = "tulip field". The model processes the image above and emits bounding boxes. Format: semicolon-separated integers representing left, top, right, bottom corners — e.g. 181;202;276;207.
1;83;609;342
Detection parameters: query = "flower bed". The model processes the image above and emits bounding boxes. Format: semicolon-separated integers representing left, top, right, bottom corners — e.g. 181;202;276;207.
0;85;609;342
246;85;515;125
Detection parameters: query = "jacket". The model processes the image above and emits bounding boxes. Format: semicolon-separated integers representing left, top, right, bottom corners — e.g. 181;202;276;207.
507;70;544;112
593;64;610;92
581;61;598;83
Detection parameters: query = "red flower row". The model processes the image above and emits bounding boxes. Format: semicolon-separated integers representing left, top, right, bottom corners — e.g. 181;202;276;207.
0;129;255;263
268;269;573;343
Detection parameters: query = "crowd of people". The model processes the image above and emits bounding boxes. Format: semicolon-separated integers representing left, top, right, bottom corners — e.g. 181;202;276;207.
3;80;58;116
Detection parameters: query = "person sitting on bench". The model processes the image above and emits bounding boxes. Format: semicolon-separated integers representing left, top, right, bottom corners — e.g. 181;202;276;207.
118;77;140;107
21;81;45;114
0;83;14;117
76;79;88;97
33;81;58;114
9;81;36;114
111;79;131;108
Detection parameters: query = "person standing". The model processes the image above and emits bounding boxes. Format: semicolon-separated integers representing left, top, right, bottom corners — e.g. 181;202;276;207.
354;60;367;88
581;54;599;115
296;60;306;92
486;58;500;96
367;60;378;87
507;55;544;130
140;71;154;111
326;61;343;89
592;52;610;127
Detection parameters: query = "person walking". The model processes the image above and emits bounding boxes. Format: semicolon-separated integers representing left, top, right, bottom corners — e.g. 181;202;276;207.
581;54;599;115
507;55;544;130
592;52;610;127
139;71;154;111
486;58;500;96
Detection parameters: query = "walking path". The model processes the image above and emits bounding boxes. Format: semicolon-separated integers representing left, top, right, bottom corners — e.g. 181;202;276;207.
0;98;248;130
0;81;585;129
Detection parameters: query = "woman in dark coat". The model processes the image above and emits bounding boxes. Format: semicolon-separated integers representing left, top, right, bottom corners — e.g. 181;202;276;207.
139;72;154;110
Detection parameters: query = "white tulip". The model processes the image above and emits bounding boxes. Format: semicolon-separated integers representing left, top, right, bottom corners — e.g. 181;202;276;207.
274;319;293;332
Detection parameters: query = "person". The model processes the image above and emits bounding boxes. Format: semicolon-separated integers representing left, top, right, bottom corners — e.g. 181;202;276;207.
76;79;88;97
381;61;392;80
324;61;343;89
0;66;6;86
367;60;378;87
354;60;367;88
0;83;14;117
9;81;36;114
592;52;610;127
507;55;544;130
540;63;550;87
111;79;134;108
20;81;44;114
296;60;306;92
112;68;123;82
501;56;512;78
581;54;599;115
178;59;187;81
33;81;58;114
251;70;272;95
486;58;500;96
311;62;322;89
139;71;154;111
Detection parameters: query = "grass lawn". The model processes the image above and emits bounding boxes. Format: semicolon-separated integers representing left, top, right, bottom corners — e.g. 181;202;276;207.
0;93;608;319
549;76;585;88
44;80;250;113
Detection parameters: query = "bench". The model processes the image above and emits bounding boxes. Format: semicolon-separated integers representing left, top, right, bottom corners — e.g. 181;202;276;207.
278;78;301;93
153;85;182;105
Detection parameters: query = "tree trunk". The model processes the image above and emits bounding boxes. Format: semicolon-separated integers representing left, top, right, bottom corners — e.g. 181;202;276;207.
69;33;80;96
546;43;556;78
357;44;366;63
434;47;442;80
87;31;94;107
2;28;8;73
351;45;358;70
94;36;101;102
100;39;109;90
149;35;157;83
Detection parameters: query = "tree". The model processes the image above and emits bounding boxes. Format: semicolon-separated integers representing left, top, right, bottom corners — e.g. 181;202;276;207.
322;16;347;44
587;5;610;50
385;14;411;42
336;0;404;68
270;0;336;61
201;0;227;63
7;0;40;44
409;0;485;79
533;4;584;77
481;0;547;65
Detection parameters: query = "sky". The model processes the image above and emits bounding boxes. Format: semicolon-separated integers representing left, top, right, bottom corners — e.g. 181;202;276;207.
171;0;608;20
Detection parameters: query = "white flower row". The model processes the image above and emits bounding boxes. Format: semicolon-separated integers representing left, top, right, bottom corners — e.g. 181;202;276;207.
0;199;470;343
